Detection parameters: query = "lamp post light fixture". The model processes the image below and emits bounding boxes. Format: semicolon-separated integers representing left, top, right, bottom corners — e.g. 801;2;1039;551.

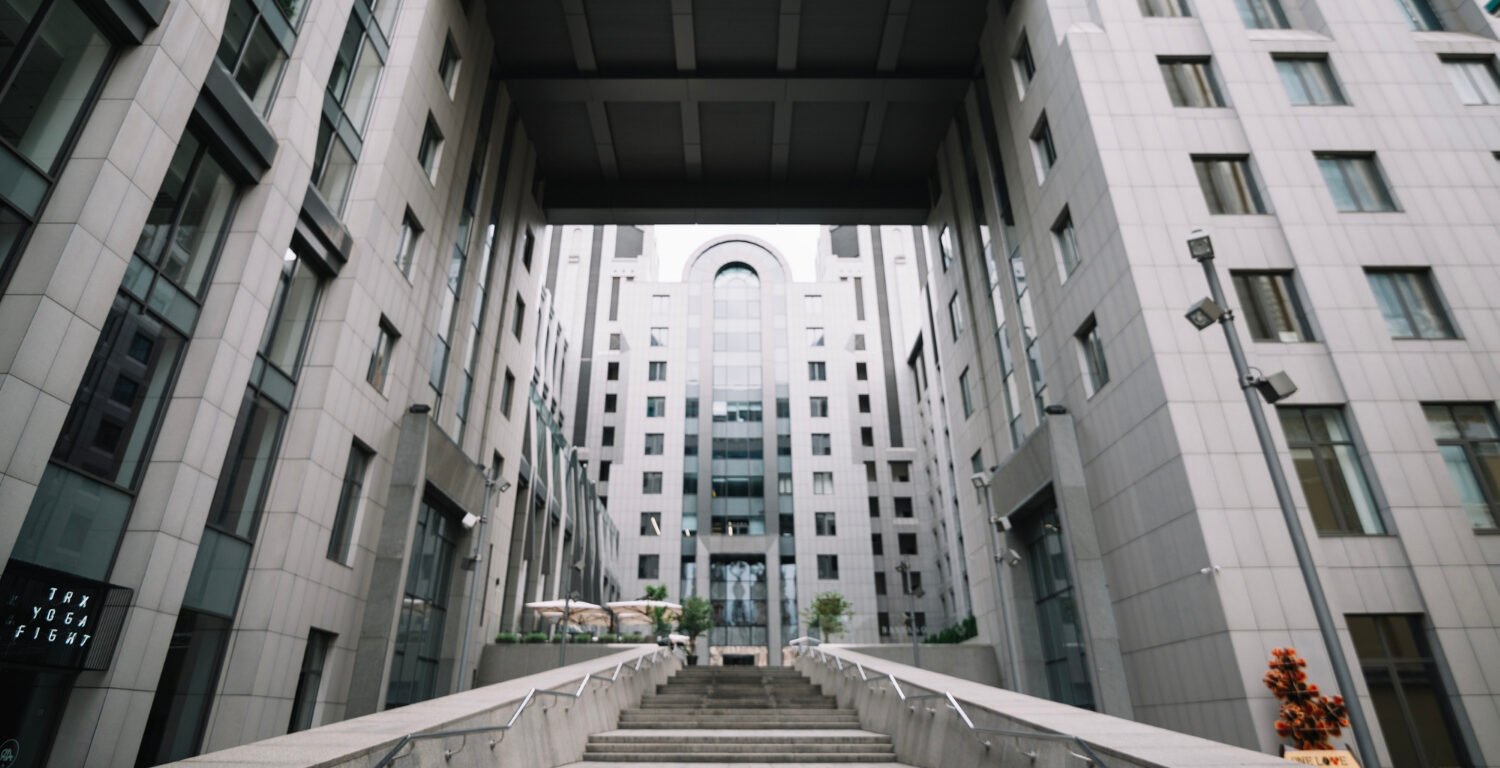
894;561;921;669
1183;229;1379;767
969;471;1024;692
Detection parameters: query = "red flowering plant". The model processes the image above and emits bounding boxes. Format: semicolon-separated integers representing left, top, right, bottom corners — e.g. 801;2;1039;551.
1263;647;1351;750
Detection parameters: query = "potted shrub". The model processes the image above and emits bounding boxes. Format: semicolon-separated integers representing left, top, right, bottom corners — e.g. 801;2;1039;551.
522;632;549;644
495;631;520;644
677;596;713;665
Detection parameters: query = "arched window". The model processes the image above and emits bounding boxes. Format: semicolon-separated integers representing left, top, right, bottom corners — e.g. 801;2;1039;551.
714;262;759;288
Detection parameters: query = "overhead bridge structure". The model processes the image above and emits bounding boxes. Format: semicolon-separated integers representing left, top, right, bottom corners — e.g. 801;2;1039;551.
489;0;994;223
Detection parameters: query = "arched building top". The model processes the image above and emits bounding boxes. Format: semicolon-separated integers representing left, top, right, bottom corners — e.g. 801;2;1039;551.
682;236;790;284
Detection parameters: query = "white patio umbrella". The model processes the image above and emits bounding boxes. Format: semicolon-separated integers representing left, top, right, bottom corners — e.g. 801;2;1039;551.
607;600;683;622
525;599;610;627
788;636;822;646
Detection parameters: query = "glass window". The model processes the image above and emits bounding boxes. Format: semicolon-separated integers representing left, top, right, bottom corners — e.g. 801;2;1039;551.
638;555;659;579
874;572;887;594
812;433;832;455
1193;156;1269;214
1395;0;1442;30
644;433;664;455
813;472;833;494
1013;35;1036;89
858;394;870;413
288;629;335;732
135;134;239;300
856;362;868;381
326;442;371;563
640;512;661;536
1278;407;1385;534
868;497;880;517
1366;270;1456;339
871;533;884;555
960;367;975;417
395;209;421;275
808;327;825;347
1236;0;1290;28
500;369;515;416
0;0;115;173
1442;57;1500;105
810;396;828;417
216;0;293;113
652;294;670;315
938;225;953;271
604;393;617;413
386;500;458;708
601;426;614;446
1076;316;1109;396
259;250;322;376
1031;115;1057;177
804;294;822;314
311;7;386;212
208;391;289;540
1026;511;1095;709
1139;0;1191;17
1053;210;1081;277
815;512;836;536
1160;58;1227;107
817;555;839;579
808;361;827;381
650;327;667;346
643;472;663;494
1318;154;1397;212
898;532;918;555
648;361;667;380
606;361;619;380
366;317;397;391
647;396;666;417
890;461;911;482
438;34;461;98
948;293;965;339
608;332;621;350
417;114;443;180
1347;615;1471;768
1275;56;1347;106
1232;271;1313;342
861;427;874;447
1423;403;1500;529
894;497;913;518
512;295;526;338
134;611;233;764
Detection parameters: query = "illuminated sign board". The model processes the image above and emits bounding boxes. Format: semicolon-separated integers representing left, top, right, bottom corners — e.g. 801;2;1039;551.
0;560;131;670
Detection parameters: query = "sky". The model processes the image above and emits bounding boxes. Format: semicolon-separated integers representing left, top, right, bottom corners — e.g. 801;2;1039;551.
652;225;822;282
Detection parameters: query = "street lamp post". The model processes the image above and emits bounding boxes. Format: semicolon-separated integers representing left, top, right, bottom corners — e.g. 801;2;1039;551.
971;472;1024;691
1184;230;1380;767
895;561;921;669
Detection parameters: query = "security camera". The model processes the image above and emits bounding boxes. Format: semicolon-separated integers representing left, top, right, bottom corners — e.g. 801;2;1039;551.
1185;297;1227;331
1250;371;1298;404
969;471;990;490
990;515;1013;533
460;512;481;530
1005;549;1021;567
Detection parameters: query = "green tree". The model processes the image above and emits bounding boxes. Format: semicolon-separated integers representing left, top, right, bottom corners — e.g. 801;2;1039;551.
803;592;853;641
678;596;713;647
643;584;671;636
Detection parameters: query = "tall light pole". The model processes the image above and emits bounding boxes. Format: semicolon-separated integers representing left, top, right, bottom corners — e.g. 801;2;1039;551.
894;561;921;669
455;464;505;692
1184;229;1379;767
971;472;1024;691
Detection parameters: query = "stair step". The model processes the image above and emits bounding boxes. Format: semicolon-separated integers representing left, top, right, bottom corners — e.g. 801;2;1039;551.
587;743;892;754
583;752;896;763
593;734;888;745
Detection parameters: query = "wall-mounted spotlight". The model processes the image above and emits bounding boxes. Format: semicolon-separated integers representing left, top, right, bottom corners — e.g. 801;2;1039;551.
1187;228;1215;261
1250;371;1299;404
1185;297;1227;330
460;512;481;530
498;480;512;493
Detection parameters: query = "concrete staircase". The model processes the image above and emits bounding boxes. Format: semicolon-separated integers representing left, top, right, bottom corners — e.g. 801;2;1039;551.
579;666;905;764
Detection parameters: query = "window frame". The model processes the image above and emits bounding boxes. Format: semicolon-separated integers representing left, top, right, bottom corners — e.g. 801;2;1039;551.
1159;56;1228;108
1192;155;1270;214
1278;406;1386;535
1273;55;1348;106
1422;403;1500;530
1231;270;1314;342
1365;269;1458;340
1316;153;1399;212
1075;315;1110;397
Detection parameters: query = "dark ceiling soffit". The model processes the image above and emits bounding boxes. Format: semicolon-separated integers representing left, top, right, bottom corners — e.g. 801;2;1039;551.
541;181;930;225
502;76;971;103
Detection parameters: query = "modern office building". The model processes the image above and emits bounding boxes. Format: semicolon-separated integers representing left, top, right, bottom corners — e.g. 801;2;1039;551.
0;0;614;763
2;0;1500;766
549;226;949;663
905;1;1500;766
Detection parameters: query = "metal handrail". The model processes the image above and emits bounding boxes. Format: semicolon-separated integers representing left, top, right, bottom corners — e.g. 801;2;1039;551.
801;646;1110;767
372;647;681;768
